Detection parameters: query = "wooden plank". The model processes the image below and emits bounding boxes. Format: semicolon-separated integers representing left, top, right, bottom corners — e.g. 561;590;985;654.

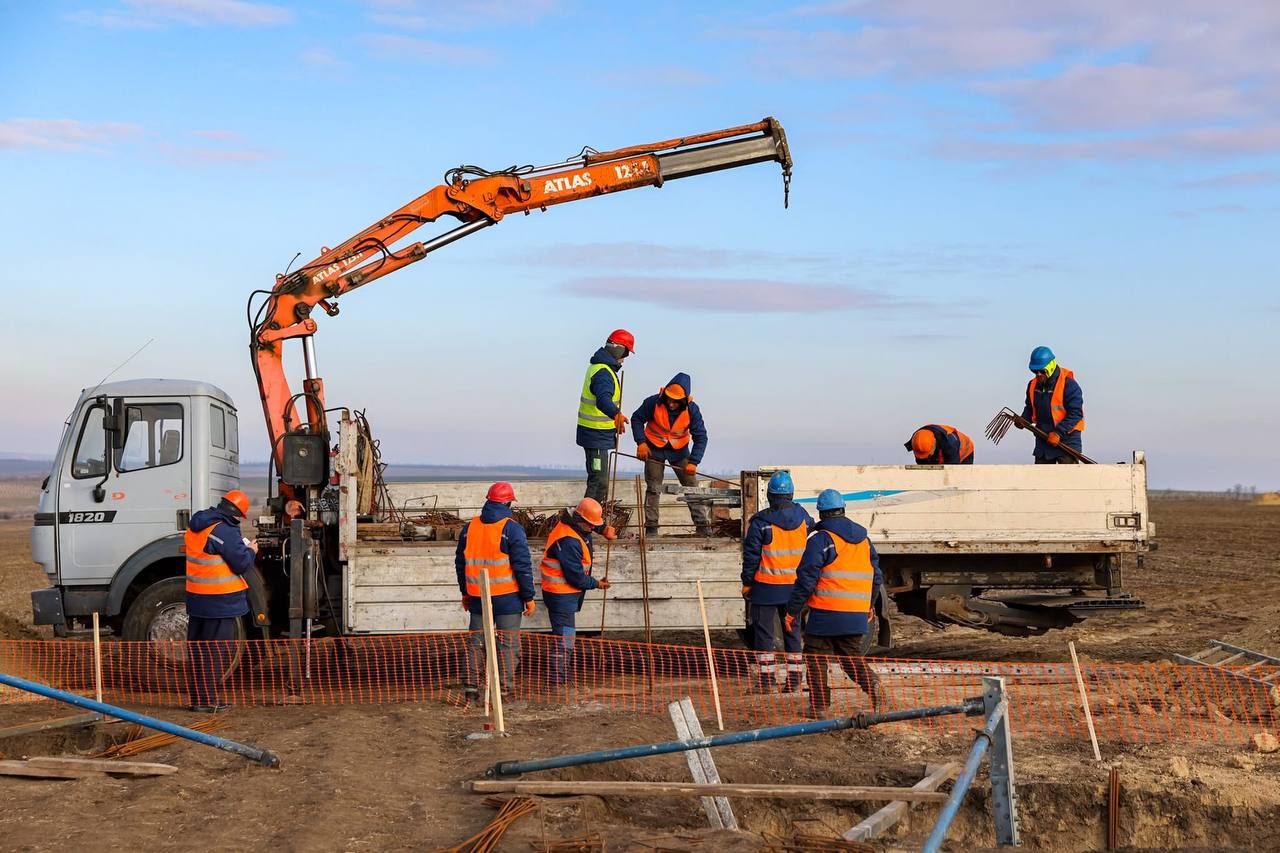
669;700;722;829
844;763;959;842
0;713;101;741
471;780;949;802
26;757;177;776
0;759;102;780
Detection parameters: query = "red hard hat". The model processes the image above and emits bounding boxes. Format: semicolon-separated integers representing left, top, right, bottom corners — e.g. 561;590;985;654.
607;329;635;353
574;497;604;527
486;481;516;503
223;489;251;518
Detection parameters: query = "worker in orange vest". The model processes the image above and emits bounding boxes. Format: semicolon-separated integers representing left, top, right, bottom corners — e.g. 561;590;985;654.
1021;346;1085;463
630;372;711;536
785;489;885;718
184;489;256;713
904;425;975;464
540;498;612;686
455;482;536;703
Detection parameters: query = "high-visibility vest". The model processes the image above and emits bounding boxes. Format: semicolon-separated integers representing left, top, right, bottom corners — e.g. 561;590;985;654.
462;517;518;597
754;523;807;586
540;521;593;594
184;525;249;596
806;532;875;614
643;398;692;450
576;362;620;431
922;424;975;464
1026;369;1085;433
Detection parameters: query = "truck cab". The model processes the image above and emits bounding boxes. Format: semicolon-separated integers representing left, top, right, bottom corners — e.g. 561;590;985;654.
31;379;248;642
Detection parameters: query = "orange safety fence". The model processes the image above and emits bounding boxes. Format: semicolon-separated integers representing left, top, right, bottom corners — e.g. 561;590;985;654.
1;633;1276;745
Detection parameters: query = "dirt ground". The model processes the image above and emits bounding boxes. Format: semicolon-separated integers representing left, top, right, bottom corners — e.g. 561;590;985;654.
2;481;1279;851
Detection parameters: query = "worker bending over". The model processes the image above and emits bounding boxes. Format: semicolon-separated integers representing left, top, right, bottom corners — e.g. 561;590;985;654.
1022;346;1085;464
785;489;885;717
631;372;711;536
455;482;536;703
184;489;256;713
741;471;813;693
576;329;635;502
540;498;612;686
905;424;975;464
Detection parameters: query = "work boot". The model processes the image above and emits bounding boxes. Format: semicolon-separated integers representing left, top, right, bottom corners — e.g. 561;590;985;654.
189;703;231;714
868;681;887;711
747;677;775;695
783;675;804;694
696;525;714;537
463;687;480;705
645;526;659;538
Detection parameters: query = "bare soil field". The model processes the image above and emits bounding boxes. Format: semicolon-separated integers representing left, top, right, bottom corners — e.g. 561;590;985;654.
2;479;1278;850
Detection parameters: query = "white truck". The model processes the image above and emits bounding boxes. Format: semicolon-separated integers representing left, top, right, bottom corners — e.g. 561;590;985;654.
32;387;1152;651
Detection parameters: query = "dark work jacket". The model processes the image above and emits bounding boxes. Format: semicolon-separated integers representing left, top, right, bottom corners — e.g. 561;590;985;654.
630;372;709;465
185;507;254;620
576;347;624;450
454;501;535;616
740;498;814;605
786;517;882;637
1021;369;1084;461
541;520;598;614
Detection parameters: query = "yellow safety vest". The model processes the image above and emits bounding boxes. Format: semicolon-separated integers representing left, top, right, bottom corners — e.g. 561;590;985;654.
576;362;620;431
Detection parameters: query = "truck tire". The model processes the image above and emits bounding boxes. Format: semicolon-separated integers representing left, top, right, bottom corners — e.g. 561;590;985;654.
121;577;246;681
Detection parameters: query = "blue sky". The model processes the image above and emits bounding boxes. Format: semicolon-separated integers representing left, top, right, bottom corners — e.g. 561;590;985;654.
1;0;1277;489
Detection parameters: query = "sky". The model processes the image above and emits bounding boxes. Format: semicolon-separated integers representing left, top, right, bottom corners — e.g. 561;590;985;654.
0;0;1277;490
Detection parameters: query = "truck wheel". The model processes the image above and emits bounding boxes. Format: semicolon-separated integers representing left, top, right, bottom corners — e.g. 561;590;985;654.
121;577;246;680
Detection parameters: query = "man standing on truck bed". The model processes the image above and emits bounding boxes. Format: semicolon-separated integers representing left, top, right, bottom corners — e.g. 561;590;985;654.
184;489;256;713
1022;346;1085;464
577;330;635;503
540;498;612;686
741;471;812;693
904;424;975;464
785;489;884;717
631;372;712;536
456;482;536;704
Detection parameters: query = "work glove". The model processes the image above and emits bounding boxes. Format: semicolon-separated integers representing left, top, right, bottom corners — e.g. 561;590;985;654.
741;585;752;599
596;578;612;591
1047;431;1062;446
784;613;797;634
635;443;651;461
602;525;618;541
523;599;536;617
1013;419;1026;430
683;462;697;475
461;595;471;611
614;413;629;435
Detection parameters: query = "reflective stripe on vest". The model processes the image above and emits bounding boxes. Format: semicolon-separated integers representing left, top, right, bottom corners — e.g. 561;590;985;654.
540;521;593;594
806;532;874;613
643;396;691;449
1026;369;1085;433
463;517;517;597
184;525;249;596
924;424;975;463
576;362;620;430
754;523;807;585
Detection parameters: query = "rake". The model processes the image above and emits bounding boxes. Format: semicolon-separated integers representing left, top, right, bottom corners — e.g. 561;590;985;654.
984;407;1096;464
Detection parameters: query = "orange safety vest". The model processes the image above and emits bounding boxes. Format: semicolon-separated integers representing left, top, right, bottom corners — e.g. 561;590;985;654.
643;398;692;450
184;525;249;596
462;517;518;597
540;521;593;594
1026;369;1085;433
754;523;807;586
806;532;875;614
927;424;975;463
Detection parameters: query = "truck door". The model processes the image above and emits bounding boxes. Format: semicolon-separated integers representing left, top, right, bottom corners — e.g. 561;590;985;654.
57;398;192;585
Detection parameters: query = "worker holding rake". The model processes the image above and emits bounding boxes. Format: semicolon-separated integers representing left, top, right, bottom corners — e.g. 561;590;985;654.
1022;346;1085;464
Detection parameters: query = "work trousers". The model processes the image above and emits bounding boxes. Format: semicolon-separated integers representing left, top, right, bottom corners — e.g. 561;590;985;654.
584;447;611;503
186;616;237;707
465;611;522;696
750;603;804;687
644;458;712;533
547;608;577;686
803;632;881;714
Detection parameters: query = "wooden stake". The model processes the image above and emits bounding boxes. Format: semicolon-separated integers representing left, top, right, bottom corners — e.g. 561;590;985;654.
480;567;505;734
1068;640;1102;761
696;580;724;731
597;372;624;634
91;611;103;705
472;779;949;802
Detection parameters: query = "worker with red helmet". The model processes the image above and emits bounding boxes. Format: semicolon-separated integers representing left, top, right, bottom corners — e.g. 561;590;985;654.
539;498;612;686
184;489;257;713
904;425;975;465
631;372;712;536
455;481;536;704
576;329;634;503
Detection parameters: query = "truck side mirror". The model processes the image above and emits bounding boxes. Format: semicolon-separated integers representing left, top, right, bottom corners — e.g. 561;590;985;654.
103;397;128;450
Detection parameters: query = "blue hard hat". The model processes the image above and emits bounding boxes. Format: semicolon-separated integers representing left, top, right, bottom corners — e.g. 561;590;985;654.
1028;346;1056;372
767;471;794;495
816;489;845;512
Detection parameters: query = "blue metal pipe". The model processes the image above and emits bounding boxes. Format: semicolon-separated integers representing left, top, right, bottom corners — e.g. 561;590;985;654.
921;700;1007;853
0;671;280;767
489;697;983;778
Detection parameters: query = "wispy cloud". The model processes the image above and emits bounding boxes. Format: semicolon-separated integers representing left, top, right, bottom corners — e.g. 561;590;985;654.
362;0;560;30
157;142;274;165
508;242;825;270
559;275;930;314
360;33;492;64
0;118;142;152
70;0;293;28
300;46;345;67
1180;170;1279;190
602;65;716;88
1170;204;1249;220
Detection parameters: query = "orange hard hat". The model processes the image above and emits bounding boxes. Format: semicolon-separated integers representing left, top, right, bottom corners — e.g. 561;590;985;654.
574;497;604;527
486;481;516;503
662;383;686;400
223;489;251;518
607;329;635;353
910;429;937;459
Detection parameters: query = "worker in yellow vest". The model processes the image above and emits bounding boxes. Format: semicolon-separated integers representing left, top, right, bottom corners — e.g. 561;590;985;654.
576;330;634;502
540;498;612;685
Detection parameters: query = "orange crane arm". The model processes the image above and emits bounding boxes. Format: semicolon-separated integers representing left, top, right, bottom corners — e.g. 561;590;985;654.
252;118;791;500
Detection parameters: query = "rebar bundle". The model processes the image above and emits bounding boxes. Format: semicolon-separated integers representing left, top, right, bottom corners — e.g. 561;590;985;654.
93;716;228;759
436;796;536;853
